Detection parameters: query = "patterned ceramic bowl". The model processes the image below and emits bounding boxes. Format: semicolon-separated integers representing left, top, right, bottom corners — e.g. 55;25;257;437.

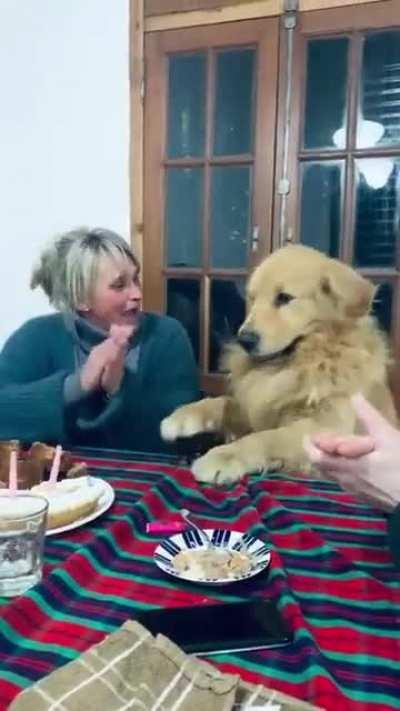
154;529;271;585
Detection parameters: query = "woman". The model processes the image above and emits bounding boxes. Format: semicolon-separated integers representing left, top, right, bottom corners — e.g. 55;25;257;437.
304;394;400;567
0;228;200;452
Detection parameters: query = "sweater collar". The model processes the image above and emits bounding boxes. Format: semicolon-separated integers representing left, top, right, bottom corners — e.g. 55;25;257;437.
64;312;144;354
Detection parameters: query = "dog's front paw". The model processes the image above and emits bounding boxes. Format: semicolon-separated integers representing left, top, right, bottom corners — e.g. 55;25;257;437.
191;445;248;485
161;405;218;442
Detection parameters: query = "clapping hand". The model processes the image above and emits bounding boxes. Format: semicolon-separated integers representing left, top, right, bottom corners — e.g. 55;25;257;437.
80;324;135;396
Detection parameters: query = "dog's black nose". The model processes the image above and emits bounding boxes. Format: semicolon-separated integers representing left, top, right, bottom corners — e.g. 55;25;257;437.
237;330;260;353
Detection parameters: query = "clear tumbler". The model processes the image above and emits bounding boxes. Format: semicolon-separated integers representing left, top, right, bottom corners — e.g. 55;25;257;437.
0;493;48;597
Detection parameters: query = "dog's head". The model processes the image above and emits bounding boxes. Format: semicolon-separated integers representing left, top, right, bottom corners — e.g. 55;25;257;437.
237;245;375;361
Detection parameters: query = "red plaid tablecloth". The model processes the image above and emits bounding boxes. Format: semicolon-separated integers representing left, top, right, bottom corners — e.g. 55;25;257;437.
0;449;399;711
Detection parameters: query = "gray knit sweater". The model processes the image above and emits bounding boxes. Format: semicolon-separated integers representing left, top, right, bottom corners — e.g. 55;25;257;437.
0;312;200;452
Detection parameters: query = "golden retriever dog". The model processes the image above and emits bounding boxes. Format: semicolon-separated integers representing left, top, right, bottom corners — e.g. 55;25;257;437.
161;245;397;484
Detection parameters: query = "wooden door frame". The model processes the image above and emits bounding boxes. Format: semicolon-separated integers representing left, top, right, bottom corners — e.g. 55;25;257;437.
130;0;145;267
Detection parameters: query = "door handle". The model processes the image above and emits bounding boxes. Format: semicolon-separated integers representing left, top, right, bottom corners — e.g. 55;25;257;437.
251;226;260;252
284;227;294;245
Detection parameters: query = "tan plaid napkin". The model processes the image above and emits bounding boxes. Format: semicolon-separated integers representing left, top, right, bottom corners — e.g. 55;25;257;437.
10;620;322;711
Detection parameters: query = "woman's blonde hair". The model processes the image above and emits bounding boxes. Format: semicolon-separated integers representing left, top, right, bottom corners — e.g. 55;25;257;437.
31;227;139;312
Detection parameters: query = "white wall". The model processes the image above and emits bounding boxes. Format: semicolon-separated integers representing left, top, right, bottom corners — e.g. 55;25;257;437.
0;0;130;346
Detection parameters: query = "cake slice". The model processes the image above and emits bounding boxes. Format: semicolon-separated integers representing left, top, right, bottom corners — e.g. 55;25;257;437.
31;476;104;529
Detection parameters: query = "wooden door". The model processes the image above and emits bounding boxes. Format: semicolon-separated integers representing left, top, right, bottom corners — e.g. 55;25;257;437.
143;18;279;392
280;0;400;404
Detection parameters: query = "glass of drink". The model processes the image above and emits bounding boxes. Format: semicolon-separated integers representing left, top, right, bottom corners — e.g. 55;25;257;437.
0;493;48;597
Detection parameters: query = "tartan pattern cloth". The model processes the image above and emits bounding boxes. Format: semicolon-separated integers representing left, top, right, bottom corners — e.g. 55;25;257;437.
0;448;399;711
9;620;321;711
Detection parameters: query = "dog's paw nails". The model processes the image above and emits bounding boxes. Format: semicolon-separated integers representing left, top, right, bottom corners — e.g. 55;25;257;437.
191;448;247;485
160;416;180;442
204;419;217;432
161;413;214;441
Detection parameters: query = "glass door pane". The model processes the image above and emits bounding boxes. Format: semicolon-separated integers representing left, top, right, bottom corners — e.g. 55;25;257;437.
167;53;206;158
210;166;252;268
209;278;246;372
372;282;393;333
165;167;203;268
359;31;400;149
213;49;255;155
304;38;349;150
166;279;201;361
354;158;399;268
299;161;343;257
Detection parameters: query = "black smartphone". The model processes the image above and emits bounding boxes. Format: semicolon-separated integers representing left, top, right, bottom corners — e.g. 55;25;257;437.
135;599;292;656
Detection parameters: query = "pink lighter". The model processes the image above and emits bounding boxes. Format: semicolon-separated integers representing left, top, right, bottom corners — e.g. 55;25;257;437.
146;521;188;535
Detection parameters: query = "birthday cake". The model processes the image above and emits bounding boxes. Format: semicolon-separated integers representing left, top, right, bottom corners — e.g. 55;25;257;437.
30;477;104;529
0;441;84;489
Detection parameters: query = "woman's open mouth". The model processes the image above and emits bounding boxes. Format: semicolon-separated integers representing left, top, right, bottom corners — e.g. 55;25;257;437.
120;308;140;323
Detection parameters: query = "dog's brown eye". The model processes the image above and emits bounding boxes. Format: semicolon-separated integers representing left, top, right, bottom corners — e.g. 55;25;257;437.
275;292;295;307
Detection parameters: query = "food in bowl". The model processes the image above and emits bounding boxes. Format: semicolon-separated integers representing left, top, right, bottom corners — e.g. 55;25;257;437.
172;547;253;580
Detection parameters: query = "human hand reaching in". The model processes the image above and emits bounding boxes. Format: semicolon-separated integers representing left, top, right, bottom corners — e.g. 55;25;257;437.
304;394;400;511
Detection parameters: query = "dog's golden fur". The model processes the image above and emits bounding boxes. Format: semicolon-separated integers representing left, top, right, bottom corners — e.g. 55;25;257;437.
161;245;397;484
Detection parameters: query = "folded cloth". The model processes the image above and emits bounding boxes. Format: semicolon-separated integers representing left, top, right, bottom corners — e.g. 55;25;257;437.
10;620;321;711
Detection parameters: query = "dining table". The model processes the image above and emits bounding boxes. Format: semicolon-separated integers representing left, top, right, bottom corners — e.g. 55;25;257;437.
0;447;399;711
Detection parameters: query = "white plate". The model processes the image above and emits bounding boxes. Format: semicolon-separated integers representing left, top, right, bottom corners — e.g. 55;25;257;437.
154;529;271;585
45;478;115;536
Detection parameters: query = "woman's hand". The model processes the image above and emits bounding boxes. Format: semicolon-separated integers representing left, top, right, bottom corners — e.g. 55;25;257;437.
310;432;375;458
100;324;134;395
80;324;134;396
304;394;400;512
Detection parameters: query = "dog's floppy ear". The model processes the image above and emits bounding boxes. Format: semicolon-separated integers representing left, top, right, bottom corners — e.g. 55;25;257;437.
321;259;375;318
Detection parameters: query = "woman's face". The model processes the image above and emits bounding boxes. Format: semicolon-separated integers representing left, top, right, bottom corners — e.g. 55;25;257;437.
83;255;142;331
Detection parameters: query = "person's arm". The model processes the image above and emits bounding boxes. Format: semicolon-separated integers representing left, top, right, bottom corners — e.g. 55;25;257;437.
0;318;128;444
304;393;400;568
64;325;133;434
0;320;70;443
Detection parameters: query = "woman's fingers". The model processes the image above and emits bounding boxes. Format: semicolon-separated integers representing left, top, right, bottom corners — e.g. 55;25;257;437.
304;436;360;474
80;337;124;392
310;433;375;458
109;324;134;347
311;434;346;455
335;436;375;458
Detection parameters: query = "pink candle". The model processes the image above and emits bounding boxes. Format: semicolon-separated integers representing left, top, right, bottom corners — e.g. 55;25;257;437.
8;450;18;494
49;445;62;485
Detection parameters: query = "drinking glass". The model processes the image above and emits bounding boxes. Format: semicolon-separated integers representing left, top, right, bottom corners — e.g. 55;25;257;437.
0;493;48;597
